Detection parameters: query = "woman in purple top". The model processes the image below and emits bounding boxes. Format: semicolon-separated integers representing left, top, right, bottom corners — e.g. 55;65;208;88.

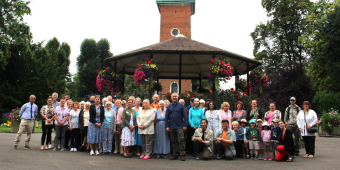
53;98;69;151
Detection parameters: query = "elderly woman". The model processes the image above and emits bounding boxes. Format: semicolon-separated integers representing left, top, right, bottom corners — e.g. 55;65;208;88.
204;101;220;156
151;94;159;110
276;120;295;161
199;99;206;113
102;98;108;108
121;99;137;158
53;98;69;151
164;100;170;108
113;99;123;154
69;102;82;152
264;103;281;126
220;102;232;129
121;100;127;109
79;101;85;110
40;96;55;150
188;98;205;156
88;96;104;155
154;100;171;158
79;101;91;152
233;101;247;122
133;98;142;155
137;99;157;160
297;101;317;158
102;101;116;155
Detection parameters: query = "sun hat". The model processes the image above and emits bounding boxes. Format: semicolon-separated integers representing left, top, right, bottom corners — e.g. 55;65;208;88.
262;122;270;127
250;119;256;124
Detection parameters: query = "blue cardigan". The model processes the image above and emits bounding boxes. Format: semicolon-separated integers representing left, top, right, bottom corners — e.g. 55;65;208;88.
189;107;204;128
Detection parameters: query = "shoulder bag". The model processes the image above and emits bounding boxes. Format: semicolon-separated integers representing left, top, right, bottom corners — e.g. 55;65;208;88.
305;113;317;133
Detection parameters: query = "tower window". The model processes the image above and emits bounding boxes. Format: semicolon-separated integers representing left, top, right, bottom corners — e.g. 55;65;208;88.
171;28;180;37
170;81;179;93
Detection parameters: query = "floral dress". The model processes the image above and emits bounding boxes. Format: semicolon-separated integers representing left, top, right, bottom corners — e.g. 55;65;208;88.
233;110;247;121
121;115;135;146
87;107;104;144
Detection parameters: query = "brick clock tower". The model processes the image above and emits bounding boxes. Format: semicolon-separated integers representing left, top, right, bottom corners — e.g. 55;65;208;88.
156;0;195;95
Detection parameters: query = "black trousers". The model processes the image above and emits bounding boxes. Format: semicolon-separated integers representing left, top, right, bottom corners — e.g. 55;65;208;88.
303;136;315;156
235;140;244;158
194;140;210;160
185;126;195;154
64;128;71;148
70;128;80;148
215;142;234;160
41;121;53;145
287;125;300;153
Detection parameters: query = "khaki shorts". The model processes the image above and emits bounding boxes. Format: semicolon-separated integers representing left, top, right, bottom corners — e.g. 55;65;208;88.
249;140;259;150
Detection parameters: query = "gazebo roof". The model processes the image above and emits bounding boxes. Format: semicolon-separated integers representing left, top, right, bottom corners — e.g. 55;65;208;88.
104;37;261;78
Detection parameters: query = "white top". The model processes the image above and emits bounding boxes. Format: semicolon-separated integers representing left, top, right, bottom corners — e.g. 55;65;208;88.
137;108;157;134
297;109;318;136
243;128;247;140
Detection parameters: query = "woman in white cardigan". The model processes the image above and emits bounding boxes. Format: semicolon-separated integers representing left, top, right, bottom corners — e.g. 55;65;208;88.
297;101;317;158
137;99;157;160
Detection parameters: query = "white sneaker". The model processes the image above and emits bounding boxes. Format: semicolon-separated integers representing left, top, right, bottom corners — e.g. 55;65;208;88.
95;150;100;155
70;148;74;151
48;144;53;149
74;148;77;152
90;150;94;155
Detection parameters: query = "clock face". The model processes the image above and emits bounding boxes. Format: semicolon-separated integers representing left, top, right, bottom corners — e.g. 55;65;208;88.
171;28;180;37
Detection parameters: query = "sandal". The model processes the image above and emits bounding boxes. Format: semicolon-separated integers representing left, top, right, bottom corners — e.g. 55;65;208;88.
304;154;309;158
40;146;44;150
287;157;294;162
308;155;314;158
45;146;49;150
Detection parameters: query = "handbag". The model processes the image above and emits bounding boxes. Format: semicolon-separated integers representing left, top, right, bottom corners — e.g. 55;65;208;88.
44;106;54;126
304;113;317;133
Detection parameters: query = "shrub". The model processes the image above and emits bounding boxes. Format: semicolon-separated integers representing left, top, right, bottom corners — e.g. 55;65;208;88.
312;91;340;115
319;109;340;135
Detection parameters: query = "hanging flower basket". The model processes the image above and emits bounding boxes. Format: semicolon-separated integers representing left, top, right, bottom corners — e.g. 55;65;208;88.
133;58;159;90
248;70;268;93
208;57;234;89
96;67;115;96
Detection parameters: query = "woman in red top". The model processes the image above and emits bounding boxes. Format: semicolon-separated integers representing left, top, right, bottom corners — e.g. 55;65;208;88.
276;120;295;161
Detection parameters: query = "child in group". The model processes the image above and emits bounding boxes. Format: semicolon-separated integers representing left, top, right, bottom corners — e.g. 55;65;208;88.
239;119;250;158
246;119;261;160
233;121;243;158
261;122;272;160
271;118;282;160
256;119;264;160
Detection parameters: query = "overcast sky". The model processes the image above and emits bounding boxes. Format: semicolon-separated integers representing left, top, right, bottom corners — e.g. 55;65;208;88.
24;0;268;90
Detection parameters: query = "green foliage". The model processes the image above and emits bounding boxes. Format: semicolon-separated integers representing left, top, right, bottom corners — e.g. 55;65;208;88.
124;74;148;95
300;0;340;93
312;91;340;115
76;38;113;99
251;0;311;74
0;0;32;70
320;108;340;135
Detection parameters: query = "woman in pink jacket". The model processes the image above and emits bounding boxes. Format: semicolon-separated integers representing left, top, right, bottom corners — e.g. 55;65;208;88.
220;102;232;129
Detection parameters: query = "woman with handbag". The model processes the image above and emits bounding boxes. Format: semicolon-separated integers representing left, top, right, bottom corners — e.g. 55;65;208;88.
40;96;55;150
297;101;317;158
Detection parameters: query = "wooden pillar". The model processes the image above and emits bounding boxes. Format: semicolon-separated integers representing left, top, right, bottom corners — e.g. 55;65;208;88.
114;60;117;92
179;54;182;94
122;67;125;94
247;63;250;94
212;55;216;92
234;68;238;90
199;73;202;90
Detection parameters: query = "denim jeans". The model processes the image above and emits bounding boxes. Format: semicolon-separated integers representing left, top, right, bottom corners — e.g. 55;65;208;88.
103;128;114;152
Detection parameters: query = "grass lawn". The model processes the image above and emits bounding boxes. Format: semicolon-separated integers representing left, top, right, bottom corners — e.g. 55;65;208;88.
0;126;42;133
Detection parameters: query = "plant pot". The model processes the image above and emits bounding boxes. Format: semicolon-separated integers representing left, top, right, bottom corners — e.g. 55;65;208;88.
318;125;340;136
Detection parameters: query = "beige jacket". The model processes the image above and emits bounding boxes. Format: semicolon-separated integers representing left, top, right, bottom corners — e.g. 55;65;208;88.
191;127;214;152
137;108;157;135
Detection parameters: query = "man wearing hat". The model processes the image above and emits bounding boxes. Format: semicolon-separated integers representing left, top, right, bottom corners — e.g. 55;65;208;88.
284;97;302;156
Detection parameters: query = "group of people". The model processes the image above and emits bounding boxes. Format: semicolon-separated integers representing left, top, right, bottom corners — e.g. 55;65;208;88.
14;93;318;162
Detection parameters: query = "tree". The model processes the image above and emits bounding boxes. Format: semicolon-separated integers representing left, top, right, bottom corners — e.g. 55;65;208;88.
0;0;32;70
251;0;311;74
76;38;113;98
300;0;340;92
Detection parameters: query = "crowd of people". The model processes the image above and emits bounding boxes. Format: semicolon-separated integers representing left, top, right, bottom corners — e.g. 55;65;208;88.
14;93;318;162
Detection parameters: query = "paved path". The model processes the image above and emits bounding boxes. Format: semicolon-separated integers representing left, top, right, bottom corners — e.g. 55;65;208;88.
0;133;339;170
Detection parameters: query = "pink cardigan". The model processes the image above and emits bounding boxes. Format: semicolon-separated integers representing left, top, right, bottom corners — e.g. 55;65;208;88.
117;108;123;124
220;110;232;129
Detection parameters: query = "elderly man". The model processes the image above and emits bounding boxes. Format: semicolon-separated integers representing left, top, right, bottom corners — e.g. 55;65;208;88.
246;100;263;122
52;92;60;108
284;97;302;156
89;96;95;105
151;94;159;110
64;93;70;101
192;119;214;160
214;120;236;160
14;95;38;150
165;93;187;161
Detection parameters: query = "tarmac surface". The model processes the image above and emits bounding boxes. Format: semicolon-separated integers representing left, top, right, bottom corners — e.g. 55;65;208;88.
0;133;339;170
